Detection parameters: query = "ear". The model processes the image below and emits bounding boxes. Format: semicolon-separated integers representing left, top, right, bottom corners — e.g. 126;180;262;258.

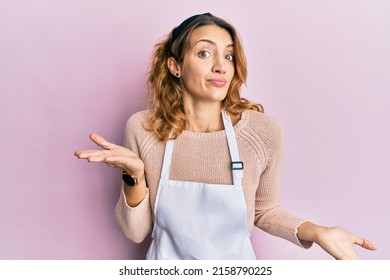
167;57;181;76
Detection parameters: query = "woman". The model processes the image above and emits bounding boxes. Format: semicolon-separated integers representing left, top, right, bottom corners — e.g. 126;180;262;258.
75;13;376;259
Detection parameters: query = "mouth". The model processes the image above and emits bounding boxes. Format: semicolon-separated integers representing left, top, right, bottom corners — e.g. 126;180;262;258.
207;78;227;87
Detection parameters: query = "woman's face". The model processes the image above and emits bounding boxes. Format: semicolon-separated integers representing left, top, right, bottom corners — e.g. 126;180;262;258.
178;25;235;105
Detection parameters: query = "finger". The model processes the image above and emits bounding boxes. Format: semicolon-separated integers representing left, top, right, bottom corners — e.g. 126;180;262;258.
85;155;113;163
75;150;91;158
75;150;108;159
106;162;117;168
359;239;377;251
89;133;116;150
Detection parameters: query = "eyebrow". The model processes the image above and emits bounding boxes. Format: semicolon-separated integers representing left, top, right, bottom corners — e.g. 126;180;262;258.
194;39;234;49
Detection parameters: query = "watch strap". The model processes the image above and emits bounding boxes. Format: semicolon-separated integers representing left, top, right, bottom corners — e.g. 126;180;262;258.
122;171;145;187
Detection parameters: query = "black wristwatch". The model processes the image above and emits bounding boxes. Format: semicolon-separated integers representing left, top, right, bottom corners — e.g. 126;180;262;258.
122;171;145;187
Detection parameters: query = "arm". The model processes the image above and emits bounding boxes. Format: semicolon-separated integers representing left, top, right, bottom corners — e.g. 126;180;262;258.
253;116;377;258
254;117;311;248
115;184;152;243
75;132;152;242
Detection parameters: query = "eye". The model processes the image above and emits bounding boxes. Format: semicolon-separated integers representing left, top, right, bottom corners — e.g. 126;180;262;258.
225;54;235;61
198;50;211;58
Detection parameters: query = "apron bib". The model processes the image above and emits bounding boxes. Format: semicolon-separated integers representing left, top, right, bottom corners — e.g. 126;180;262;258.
146;110;256;259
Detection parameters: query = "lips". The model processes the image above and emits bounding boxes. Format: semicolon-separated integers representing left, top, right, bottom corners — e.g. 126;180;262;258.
207;78;227;87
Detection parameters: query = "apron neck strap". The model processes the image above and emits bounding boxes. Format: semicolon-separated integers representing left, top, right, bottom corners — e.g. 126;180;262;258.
222;109;243;186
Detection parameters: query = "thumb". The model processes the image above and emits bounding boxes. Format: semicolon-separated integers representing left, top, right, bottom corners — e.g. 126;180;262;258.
89;133;116;150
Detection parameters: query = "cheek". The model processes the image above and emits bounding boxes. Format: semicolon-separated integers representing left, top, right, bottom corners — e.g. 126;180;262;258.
230;62;236;74
182;65;207;85
228;65;235;82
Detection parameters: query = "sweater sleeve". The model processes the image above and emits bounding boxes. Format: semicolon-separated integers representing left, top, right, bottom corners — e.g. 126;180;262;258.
114;186;152;243
253;117;312;248
114;112;153;243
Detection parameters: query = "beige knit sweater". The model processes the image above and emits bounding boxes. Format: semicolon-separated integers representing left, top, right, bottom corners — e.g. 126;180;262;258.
115;109;310;249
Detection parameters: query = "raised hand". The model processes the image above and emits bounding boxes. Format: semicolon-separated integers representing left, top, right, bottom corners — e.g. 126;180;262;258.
74;133;144;177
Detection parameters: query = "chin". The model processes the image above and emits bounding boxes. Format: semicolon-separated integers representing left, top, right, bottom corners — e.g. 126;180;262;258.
208;89;228;101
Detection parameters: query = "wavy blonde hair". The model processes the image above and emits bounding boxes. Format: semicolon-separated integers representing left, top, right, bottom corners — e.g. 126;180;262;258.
147;14;263;142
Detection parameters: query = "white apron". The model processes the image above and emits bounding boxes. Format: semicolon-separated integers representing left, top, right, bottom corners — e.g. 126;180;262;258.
146;110;256;260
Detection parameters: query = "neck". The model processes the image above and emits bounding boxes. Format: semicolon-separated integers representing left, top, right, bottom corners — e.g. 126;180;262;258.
184;101;223;133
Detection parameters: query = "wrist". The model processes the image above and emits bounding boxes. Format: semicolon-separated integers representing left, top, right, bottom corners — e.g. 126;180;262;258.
297;221;328;243
122;170;145;187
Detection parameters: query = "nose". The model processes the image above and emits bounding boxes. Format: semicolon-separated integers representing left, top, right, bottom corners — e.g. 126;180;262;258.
212;55;227;74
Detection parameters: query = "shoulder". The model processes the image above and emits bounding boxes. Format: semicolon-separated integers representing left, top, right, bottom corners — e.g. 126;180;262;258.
124;109;154;137
125;110;149;129
238;109;284;159
241;109;284;140
123;110;155;148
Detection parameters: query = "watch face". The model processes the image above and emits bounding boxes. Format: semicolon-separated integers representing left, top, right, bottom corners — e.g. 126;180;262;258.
122;173;135;187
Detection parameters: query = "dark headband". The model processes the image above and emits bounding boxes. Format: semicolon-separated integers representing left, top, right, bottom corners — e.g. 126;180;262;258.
170;13;213;45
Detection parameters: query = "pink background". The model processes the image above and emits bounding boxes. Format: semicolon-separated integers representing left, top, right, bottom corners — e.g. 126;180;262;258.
1;0;389;259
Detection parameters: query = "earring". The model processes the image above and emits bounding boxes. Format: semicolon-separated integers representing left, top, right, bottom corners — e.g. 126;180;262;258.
175;72;180;78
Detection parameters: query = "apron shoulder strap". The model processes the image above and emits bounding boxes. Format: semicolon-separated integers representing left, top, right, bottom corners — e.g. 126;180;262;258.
222;110;243;186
